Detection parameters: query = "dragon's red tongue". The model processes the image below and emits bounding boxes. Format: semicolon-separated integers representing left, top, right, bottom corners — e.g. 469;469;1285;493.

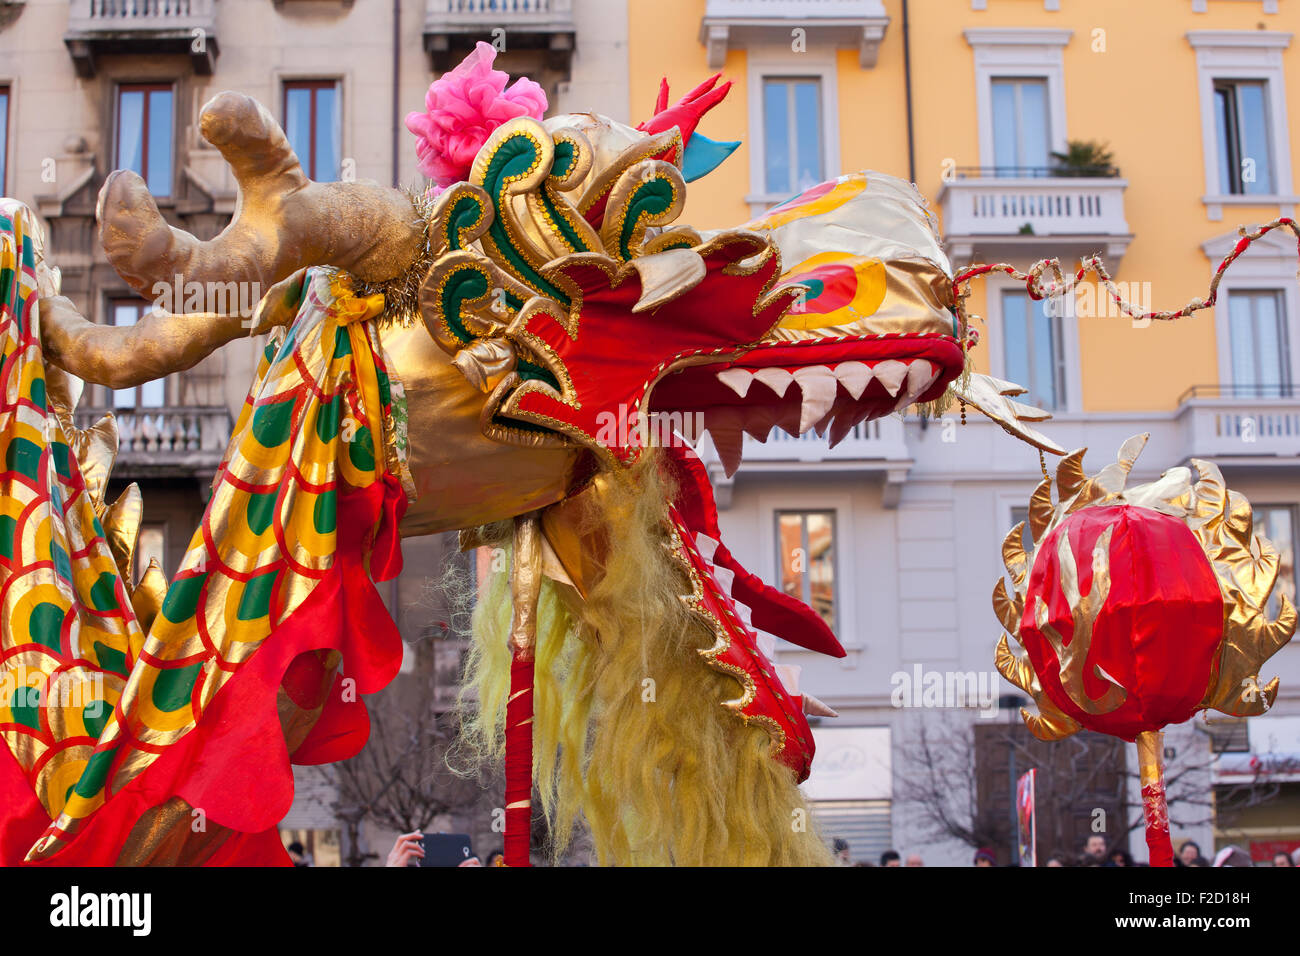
664;445;845;659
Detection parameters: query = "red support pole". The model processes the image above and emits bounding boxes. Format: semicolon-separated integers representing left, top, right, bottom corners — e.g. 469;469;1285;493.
1136;730;1173;867
503;652;535;868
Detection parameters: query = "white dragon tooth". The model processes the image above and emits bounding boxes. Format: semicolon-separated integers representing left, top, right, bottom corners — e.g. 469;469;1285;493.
894;359;938;410
756;631;776;659
906;359;936;398
774;663;802;697
871;359;909;397
813;405;837;437
792;366;838;434
703;407;746;477
832;361;874;400
714;436;743;477
712;564;736;594
694;531;720;563
742;403;784;442
716;367;754;399
752;367;795;398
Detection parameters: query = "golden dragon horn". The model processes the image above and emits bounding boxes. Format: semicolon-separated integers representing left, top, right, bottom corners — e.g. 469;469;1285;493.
97;91;424;297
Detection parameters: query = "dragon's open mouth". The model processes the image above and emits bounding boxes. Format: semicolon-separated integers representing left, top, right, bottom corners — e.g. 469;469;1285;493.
647;172;968;474
650;331;965;474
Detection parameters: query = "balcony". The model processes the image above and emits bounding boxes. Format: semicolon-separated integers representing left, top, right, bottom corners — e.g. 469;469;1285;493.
701;0;889;68
1177;385;1300;466
699;417;912;507
74;406;234;477
938;167;1132;266
423;0;575;74
65;0;219;78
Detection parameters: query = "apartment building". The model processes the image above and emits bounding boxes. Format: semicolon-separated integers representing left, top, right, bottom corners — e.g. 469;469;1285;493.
630;0;1300;865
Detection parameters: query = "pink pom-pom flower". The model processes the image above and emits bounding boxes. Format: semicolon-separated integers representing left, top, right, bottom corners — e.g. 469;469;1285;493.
405;41;548;188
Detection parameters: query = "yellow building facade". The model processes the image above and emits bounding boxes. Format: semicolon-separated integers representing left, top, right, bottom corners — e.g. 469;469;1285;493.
628;0;1300;864
630;0;1298;412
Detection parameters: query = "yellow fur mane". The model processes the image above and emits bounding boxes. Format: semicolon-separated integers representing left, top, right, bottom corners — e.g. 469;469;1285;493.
455;454;832;866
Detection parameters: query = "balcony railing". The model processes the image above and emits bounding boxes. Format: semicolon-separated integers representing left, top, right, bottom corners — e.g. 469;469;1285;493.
705;0;885;14
1177;385;1300;460
74;406;234;471
72;0;209;25
427;0;570;22
66;0;218;76
423;0;575;71
940;176;1129;238
939;172;1132;265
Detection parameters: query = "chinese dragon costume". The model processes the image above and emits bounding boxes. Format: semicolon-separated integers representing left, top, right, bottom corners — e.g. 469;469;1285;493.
5;42;1282;867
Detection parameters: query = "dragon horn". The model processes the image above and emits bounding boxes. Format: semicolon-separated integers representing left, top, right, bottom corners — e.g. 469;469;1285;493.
97;91;424;298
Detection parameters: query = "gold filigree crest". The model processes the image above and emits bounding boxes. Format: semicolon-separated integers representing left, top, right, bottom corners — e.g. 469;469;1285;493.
575;127;684;221
413;115;809;468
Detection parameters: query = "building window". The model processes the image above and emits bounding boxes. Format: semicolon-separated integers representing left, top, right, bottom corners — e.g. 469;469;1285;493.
776;510;836;631
1188;31;1293;215
0;86;9;196
1227;289;1290;395
116;84;174;197
109;299;166;410
965;29;1071;175
991;78;1050;176
762;77;823;197
1214;80;1275;195
284;81;340;182
1001;290;1066;411
1254;505;1296;618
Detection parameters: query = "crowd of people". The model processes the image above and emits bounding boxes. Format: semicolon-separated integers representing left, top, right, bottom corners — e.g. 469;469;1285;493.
833;836;1300;867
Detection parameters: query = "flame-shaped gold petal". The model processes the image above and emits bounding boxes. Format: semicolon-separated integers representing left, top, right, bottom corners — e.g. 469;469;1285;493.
1093;432;1148;496
68;414;119;514
130;558;167;639
994;633;1034;692
994;636;1082;741
1021;705;1082;742
1002;521;1029;590
43;361;84;415
992;578;1024;635
1028;477;1054;546
1055;447;1087;499
993;639;1086;743
102;482;143;586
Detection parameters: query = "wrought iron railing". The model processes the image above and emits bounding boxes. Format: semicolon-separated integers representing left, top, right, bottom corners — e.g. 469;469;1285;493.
1178;383;1300;403
953;164;1122;180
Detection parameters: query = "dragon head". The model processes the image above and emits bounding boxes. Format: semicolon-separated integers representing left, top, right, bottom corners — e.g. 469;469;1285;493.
399;107;983;778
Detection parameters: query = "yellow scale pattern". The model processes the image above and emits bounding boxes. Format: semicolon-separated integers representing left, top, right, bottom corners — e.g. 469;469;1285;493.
14;266;399;861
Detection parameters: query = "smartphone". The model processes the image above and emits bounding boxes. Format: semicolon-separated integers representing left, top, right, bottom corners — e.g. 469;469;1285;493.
419;832;475;867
